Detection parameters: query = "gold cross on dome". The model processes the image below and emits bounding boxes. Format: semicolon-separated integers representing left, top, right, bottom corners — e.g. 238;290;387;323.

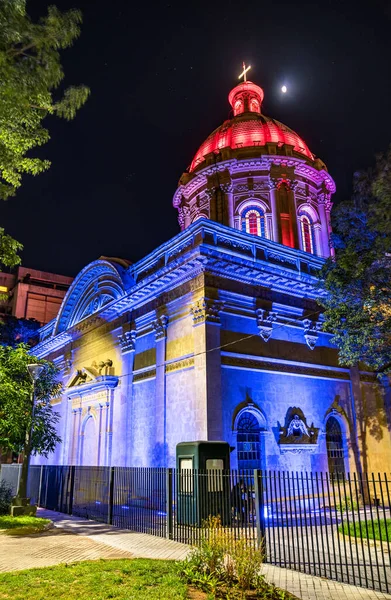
239;62;251;82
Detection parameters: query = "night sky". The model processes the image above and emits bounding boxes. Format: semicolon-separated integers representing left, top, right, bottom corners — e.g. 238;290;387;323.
2;0;391;277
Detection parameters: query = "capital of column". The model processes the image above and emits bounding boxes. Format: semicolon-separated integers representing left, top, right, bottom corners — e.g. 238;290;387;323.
268;178;279;190
153;315;169;341
118;330;137;354
256;309;277;342
220;182;233;193
190;298;224;326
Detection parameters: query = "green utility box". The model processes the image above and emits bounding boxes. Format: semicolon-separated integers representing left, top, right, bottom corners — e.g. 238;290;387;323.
176;441;231;526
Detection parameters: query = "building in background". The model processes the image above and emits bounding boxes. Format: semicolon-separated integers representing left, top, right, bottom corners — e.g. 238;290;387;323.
0;267;73;325
31;76;391;473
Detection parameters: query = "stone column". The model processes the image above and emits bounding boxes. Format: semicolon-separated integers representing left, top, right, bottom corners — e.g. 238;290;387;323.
222;184;234;228
268;179;279;243
313;223;323;257
118;329;137;466
183;206;191;228
325;198;334;257
288;181;299;249
318;196;330;257
190;298;224;440
153;314;168;466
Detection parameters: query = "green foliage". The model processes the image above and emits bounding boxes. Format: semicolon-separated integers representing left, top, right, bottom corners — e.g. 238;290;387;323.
0;1;89;269
0;344;62;456
339;518;391;541
179;516;289;599
0;229;23;268
0;480;12;515
318;146;391;374
335;496;359;513
0;1;90;201
0;515;50;533
0;559;189;600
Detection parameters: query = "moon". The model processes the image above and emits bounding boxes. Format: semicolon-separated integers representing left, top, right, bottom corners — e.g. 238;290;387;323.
281;85;287;93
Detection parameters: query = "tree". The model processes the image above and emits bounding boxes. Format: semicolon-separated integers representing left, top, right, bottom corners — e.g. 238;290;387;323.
0;344;62;499
318;146;391;375
0;316;40;347
0;1;90;266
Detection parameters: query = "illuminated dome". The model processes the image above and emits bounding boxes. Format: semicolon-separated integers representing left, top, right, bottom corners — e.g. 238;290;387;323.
173;74;336;260
190;81;313;172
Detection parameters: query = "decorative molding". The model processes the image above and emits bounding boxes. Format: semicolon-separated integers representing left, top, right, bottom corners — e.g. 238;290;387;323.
303;319;322;350
221;354;350;380
190;298;224;325
256;308;277;342
153;315;169;341
118;330;137;354
133;368;156;382
165;357;195;373
279;407;319;451
216;236;253;253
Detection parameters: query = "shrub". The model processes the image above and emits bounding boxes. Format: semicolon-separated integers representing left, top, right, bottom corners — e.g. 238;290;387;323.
335;497;359;513
179;515;289;598
0;480;13;515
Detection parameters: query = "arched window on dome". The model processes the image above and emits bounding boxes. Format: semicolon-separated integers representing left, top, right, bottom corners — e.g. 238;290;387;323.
241;206;266;238
250;98;260;113
299;213;316;254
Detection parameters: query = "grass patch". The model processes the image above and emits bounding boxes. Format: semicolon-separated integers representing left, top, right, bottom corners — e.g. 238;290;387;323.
339;518;391;541
0;559;189;600
0;516;51;536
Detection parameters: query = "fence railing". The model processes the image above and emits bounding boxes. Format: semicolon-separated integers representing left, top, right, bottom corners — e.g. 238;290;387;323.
1;464;390;593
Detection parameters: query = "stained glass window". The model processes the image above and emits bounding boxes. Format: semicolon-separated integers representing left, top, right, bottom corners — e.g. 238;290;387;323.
300;214;315;254
241;206;266;238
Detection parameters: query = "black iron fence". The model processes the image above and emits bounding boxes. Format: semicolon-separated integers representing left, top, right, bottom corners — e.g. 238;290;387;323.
1;465;390;593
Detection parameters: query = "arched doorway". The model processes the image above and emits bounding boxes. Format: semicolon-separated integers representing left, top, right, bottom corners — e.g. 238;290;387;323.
326;416;345;475
236;411;262;471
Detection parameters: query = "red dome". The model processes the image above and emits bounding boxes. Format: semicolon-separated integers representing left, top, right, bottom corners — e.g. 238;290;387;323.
189;81;314;172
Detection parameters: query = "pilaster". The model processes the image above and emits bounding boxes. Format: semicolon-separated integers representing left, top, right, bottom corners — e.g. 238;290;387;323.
118;329;137;466
268;179;280;243
190;298;224;440
153;314;168;466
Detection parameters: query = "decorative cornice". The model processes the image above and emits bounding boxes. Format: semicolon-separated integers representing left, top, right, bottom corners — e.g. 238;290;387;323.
221;354;350;380
190;298;224;325
118;330;137;354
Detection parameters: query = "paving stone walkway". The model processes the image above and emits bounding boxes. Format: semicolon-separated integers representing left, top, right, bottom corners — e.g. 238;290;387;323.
0;508;389;600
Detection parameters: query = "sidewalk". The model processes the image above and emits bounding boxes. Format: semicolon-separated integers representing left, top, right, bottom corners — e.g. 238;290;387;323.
0;508;389;600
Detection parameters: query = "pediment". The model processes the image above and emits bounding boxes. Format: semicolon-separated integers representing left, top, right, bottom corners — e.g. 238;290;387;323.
53;259;135;335
66;367;99;388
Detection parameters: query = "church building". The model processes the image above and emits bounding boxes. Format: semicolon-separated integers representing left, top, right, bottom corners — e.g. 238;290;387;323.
32;74;391;474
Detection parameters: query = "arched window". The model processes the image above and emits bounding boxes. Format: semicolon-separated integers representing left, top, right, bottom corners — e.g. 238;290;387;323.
326;416;345;475
300;213;316;254
237;412;261;471
241;206;266;238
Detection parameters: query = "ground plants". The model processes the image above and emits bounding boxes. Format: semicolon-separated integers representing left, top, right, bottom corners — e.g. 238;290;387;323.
179;516;294;599
0;515;50;535
0;559;189;600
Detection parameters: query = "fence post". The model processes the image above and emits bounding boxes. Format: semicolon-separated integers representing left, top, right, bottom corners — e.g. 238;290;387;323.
108;466;115;525
68;465;75;515
166;468;173;540
37;465;43;507
254;469;266;558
